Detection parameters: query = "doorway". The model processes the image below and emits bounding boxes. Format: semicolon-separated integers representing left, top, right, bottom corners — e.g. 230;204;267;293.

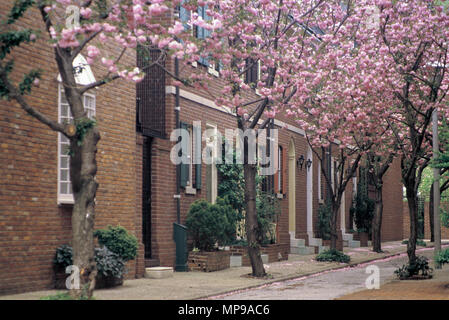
142;137;152;259
288;139;296;235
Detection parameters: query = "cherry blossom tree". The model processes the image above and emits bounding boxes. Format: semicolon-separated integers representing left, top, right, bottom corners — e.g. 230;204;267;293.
288;0;397;252
176;0;348;276
0;0;190;298
370;0;449;265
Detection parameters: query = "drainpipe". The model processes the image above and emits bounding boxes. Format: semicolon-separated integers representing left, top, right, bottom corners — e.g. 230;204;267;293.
175;58;181;225
173;57;188;271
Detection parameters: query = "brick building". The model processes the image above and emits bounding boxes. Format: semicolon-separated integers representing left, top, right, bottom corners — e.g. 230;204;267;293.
0;2;404;295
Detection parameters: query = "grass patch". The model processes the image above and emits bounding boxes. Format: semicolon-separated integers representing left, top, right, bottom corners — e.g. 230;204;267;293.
40;292;94;300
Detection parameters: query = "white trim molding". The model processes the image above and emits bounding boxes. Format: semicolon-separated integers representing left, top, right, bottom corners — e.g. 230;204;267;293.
165;86;305;137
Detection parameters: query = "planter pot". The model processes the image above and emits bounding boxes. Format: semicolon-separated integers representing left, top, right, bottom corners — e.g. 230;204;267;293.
54;268;123;289
95;274;123;289
358;232;369;247
188;250;231;272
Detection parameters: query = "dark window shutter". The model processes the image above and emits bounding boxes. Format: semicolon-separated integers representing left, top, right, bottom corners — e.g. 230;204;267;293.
179;122;190;188
180;0;191;30
193;124;202;189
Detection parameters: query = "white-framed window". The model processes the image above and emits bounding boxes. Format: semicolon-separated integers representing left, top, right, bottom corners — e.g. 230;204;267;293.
57;85;96;204
178;1;220;76
205;123;218;203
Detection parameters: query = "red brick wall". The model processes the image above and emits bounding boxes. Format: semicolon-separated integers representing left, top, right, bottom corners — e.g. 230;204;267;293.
403;201;449;240
0;3;141;294
380;158;404;241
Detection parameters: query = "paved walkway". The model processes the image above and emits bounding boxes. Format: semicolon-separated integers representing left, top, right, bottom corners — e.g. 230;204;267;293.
0;240;447;300
208;246;448;300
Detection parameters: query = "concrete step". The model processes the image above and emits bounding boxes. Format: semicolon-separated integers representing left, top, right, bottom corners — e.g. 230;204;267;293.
318;245;329;253
342;233;354;241
145;267;173;279
348;240;361;248
290;238;305;247
290;246;315;255
308;237;322;247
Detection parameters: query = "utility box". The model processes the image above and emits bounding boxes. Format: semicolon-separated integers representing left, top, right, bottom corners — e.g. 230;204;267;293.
173;223;188;271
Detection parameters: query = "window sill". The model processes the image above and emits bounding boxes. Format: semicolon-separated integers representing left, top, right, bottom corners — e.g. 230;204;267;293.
276;193;284;199
185;186;197;195
58;195;74;205
318;199;325;205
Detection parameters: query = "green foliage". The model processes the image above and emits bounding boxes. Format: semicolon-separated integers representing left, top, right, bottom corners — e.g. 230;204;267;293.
442;206;449;228
7;0;35;24
216;139;281;245
316;249;350;263
435;248;449;266
186;198;237;251
351;167;375;233
0;29;35;60
94;225;138;262
75;117;97;146
256;191;281;244
402;239;427;246
318;203;332;240
216;142;245;221
40;292;93;300
94;246;126;279
394;256;433;279
18;69;41;95
53;244;73;269
53;244;126;279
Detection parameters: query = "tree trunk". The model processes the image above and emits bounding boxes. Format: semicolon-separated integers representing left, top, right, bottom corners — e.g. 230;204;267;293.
330;201;339;251
243;162;266;277
405;184;418;264
429;183;435;242
372;186;383;253
69;126;100;299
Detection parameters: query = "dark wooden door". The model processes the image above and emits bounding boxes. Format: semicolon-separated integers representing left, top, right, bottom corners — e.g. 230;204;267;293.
142;137;152;259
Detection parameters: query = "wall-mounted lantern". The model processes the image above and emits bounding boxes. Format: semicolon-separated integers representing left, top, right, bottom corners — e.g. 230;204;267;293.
306;159;312;171
297;155;305;170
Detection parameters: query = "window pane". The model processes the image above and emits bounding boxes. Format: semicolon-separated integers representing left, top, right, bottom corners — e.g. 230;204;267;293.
60;182;68;194
60;144;70;155
60;157;68;169
60;169;68;181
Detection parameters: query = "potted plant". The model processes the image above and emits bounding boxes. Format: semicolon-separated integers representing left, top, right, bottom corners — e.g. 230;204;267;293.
53;244;73;289
94;225;138;288
53;225;138;289
186;198;236;272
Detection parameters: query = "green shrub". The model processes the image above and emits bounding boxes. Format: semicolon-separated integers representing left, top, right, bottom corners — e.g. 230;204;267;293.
53;244;73;269
256;191;281;244
318;204;332;240
435;248;449;267
94;225;138;262
186;198;237;251
94;246;126;279
316;249;350;263
53;245;126;279
394;256;433;279
351;169;375;234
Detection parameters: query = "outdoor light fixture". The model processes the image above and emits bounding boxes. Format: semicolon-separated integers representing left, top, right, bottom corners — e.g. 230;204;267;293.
306;159;312;171
297;155;305;170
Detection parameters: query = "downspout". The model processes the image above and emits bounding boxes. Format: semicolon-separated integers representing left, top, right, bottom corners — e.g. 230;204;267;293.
173;57;188;271
175;58;181;224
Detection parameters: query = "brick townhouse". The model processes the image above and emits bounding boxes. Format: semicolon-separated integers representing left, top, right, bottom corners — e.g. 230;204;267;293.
0;2;403;295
